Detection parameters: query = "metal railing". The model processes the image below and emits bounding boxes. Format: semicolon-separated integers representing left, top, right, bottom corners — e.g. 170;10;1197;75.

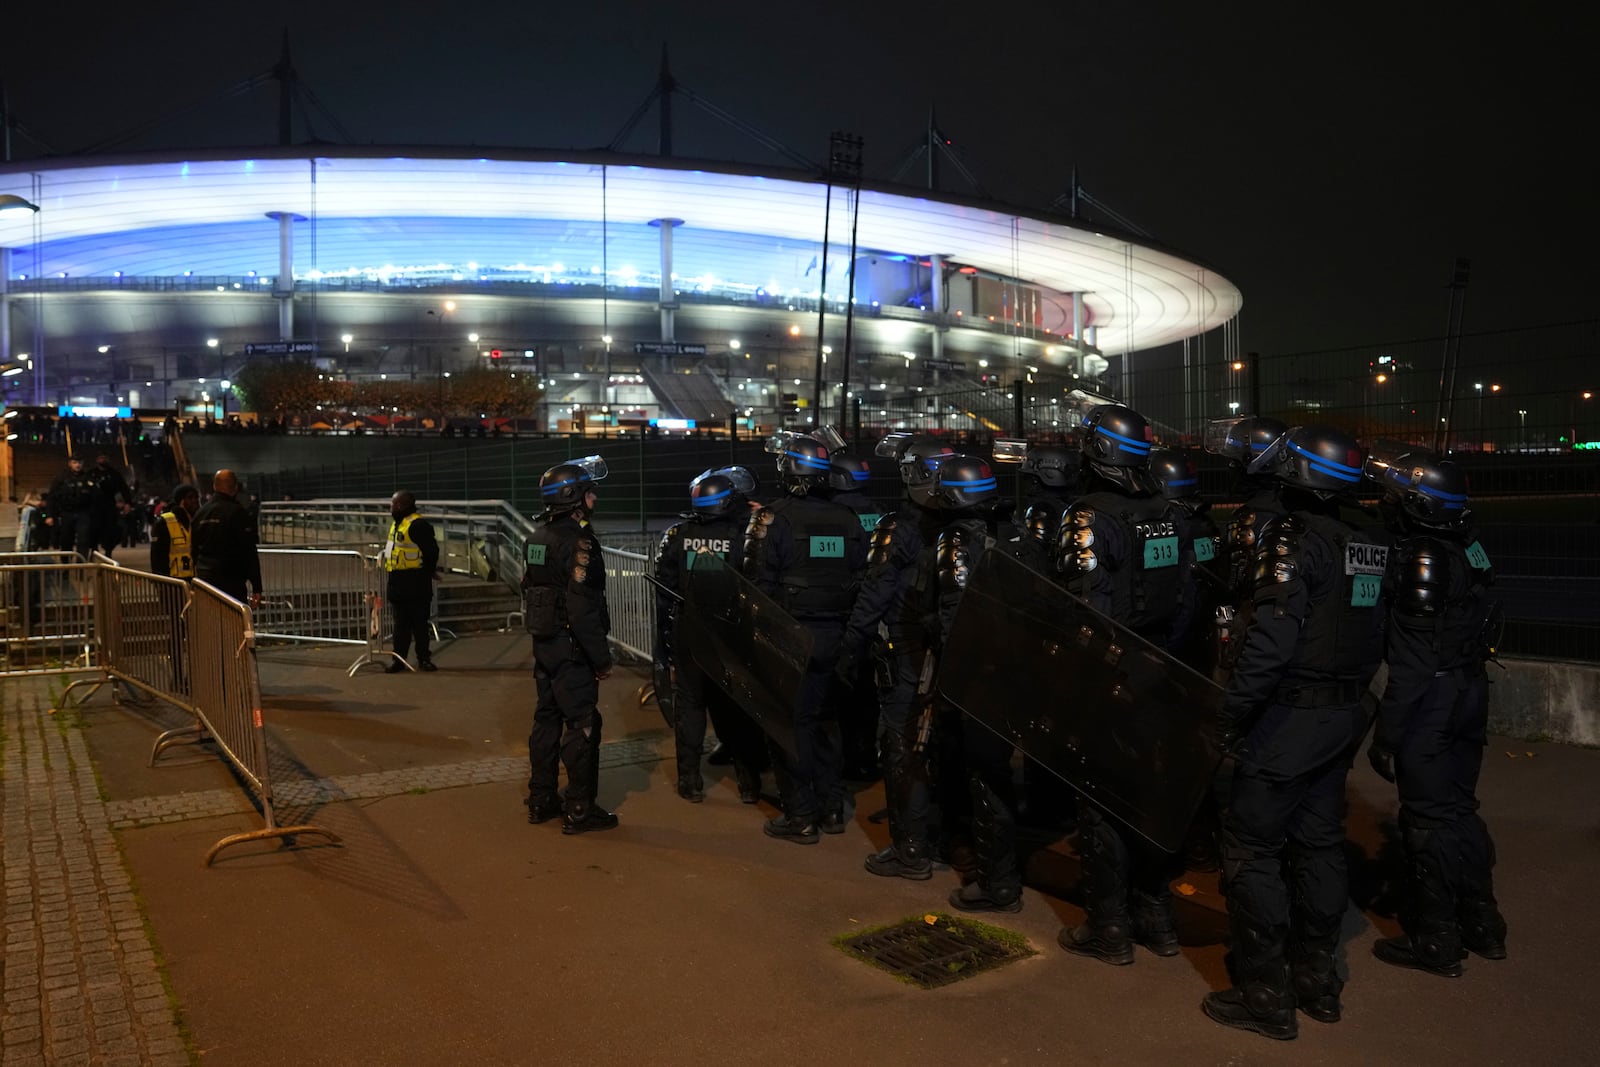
0;560;98;675
259;498;656;660
186;580;342;865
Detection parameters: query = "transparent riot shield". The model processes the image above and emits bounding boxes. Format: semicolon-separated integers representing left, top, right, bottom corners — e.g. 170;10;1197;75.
677;551;813;757
937;547;1224;852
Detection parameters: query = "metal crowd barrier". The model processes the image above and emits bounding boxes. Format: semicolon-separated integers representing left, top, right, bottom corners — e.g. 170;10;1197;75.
602;545;655;661
0;560;99;676
186;579;341;865
253;548;402;675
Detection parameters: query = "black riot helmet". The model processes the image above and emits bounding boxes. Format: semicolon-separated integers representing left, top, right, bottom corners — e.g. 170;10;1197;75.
876;431;955;506
1020;445;1077;490
1365;446;1470;528
775;433;833;491
828;454;871;494
539;455;607;514
1275;426;1364;498
931;454;999;511
1080;404;1154;492
1203;415;1289;475
689;465;757;519
1149;449;1200;501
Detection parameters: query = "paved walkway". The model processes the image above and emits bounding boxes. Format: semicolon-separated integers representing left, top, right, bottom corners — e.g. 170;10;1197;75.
1;685;187;1066
4;630;1600;1065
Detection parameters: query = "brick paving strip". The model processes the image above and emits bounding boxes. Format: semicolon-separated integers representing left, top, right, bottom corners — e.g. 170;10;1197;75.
2;689;191;1067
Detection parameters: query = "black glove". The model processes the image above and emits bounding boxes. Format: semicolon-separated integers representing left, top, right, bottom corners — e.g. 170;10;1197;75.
1213;716;1240;758
1367;742;1397;783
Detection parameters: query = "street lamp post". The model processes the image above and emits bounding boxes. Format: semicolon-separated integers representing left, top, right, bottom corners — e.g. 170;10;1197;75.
1518;409;1528;451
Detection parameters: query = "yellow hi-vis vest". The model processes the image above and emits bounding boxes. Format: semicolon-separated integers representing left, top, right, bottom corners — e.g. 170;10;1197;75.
162;511;194;579
384;513;424;571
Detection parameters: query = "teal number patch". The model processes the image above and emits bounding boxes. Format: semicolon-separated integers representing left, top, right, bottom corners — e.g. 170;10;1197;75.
525;543;547;565
1351;573;1381;607
1193;537;1216;563
1465;541;1491;570
1143;536;1179;569
685;549;726;571
858;513;882;533
810;535;845;559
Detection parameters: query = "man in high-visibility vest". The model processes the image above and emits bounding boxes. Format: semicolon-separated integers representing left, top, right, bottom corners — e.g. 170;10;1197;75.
383;490;442;673
150;484;200;579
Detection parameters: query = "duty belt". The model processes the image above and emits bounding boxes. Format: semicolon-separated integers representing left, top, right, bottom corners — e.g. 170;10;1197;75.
1273;679;1367;707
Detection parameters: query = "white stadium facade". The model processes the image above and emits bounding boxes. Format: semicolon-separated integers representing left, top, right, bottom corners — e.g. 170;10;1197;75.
0;148;1241;433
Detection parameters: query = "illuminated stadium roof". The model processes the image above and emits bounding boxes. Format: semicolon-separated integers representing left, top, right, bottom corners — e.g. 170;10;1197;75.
0;148;1240;355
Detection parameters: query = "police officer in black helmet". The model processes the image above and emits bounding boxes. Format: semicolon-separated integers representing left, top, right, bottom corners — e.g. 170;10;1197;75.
1013;443;1080;573
1204;415;1290;682
1054;401;1194;966
522;456;618;835
655;465;766;805
1202;426;1385;1040
744;432;868;844
1365;448;1507;977
825;445;885;781
837;432;954;876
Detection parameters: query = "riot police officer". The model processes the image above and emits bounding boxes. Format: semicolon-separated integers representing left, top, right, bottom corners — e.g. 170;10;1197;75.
1365;449;1507;976
1054;404;1194;965
655;466;766;804
744;433;868;843
523;456;617;835
1202;426;1383;1040
1012;443;1080;573
837;433;954;875
1150;449;1225;674
827;450;885;781
1204;415;1290;682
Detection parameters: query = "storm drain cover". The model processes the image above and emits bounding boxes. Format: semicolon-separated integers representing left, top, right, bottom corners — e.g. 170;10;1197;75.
835;913;1035;988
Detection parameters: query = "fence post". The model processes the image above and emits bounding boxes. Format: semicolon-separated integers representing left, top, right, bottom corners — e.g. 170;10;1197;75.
638;431;646;532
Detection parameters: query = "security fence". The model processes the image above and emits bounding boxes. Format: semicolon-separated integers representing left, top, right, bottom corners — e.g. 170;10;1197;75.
259;498;659;664
1;557;341;866
186;580;342;866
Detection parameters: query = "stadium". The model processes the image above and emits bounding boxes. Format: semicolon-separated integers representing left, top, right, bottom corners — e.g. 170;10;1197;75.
0;147;1241;436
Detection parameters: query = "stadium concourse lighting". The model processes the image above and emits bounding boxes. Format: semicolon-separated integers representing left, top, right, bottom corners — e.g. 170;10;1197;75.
0;195;40;217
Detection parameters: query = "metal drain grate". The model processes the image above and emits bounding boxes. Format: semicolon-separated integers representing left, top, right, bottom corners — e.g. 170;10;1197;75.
836;914;1034;988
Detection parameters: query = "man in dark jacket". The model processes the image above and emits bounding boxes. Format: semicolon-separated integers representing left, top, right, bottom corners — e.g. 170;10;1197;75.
382;490;442;673
190;469;263;605
522;456;617;835
46;456;98;556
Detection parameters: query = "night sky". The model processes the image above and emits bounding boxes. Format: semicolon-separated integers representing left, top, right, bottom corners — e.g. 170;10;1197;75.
2;2;1592;361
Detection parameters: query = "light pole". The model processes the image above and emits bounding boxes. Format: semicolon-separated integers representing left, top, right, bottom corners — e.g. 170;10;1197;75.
1518;409;1528;451
902;351;916;411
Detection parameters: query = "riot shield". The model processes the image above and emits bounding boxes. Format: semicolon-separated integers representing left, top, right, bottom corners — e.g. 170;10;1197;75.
677;551;813;758
937;548;1224;852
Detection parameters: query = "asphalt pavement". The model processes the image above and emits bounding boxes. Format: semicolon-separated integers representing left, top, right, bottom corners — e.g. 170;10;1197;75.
0;620;1587;1067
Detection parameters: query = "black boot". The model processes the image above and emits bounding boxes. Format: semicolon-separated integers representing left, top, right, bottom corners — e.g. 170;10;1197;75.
1063;803;1134;965
1376;823;1464;976
561;803;619;835
1290;943;1344;1023
1201;961;1298;1041
676;776;705;803
956;776;1022;912
1204;917;1297;1040
1457;896;1508;960
526;793;564;825
1130;889;1180;958
764;815;819;845
864;842;933;880
734;763;762;805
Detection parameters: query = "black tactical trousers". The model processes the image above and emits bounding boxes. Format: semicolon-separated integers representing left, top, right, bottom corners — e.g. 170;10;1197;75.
769;621;844;821
390;595;432;662
964;719;1020;895
527;634;602;810
877;650;933;852
1395;670;1500;946
1078;801;1180;928
672;654;766;788
1222;701;1364;980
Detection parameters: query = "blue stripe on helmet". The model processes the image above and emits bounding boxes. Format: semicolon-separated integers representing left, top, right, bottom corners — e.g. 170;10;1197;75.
1415;483;1469;503
1250;441;1271;451
941;477;997;490
1164;477;1198;487
1307;460;1362;483
1095;424;1152;453
694;488;732;506
541;474;591;495
787;450;831;471
1289;439;1361;475
852;469;870;481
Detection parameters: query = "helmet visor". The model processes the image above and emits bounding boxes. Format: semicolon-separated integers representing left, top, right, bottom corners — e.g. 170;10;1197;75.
991;438;1029;465
1202;417;1245;458
1363;440;1422;490
570;455;608;483
874;431;913;459
812;424;848;453
710;465;757;495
